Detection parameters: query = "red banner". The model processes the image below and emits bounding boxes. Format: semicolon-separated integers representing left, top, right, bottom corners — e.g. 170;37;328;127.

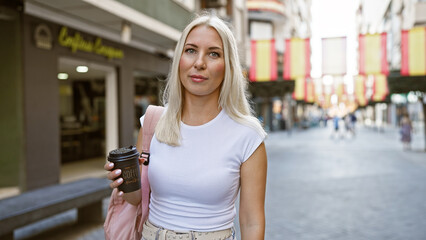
305;78;315;103
284;38;311;80
249;39;277;82
292;77;305;100
359;33;389;75
355;75;368;106
371;74;389;101
401;27;426;76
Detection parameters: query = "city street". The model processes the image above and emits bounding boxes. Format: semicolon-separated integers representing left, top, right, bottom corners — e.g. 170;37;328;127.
17;124;426;240
261;124;426;240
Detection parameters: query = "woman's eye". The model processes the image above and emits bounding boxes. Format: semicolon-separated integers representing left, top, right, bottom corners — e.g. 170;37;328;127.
210;52;220;58
185;48;196;54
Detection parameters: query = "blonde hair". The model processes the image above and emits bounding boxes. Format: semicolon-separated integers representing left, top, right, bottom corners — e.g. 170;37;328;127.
155;12;266;146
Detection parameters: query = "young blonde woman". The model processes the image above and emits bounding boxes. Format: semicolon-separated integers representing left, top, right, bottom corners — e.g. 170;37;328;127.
105;13;267;240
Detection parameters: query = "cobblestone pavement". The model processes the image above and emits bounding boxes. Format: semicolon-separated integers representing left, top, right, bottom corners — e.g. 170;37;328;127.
17;125;426;240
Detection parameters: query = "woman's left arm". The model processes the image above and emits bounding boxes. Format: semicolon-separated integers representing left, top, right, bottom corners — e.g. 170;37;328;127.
239;142;267;240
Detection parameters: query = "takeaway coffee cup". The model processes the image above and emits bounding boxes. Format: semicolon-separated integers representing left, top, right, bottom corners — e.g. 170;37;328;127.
108;145;141;193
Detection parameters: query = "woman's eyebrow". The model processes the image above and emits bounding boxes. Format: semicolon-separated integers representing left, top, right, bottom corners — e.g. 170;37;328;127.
185;43;223;51
185;43;198;48
209;46;223;51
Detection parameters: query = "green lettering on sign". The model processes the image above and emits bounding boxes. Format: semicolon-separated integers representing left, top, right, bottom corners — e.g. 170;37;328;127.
58;26;124;60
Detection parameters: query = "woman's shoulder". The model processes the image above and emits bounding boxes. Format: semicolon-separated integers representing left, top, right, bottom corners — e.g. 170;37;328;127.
221;111;266;139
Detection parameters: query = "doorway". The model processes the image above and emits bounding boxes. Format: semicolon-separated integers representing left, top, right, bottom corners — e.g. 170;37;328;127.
58;57;118;182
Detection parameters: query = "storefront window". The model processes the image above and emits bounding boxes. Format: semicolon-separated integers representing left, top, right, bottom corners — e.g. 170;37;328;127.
59;59;107;163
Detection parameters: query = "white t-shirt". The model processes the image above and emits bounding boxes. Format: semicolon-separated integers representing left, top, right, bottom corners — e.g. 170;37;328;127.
140;109;264;232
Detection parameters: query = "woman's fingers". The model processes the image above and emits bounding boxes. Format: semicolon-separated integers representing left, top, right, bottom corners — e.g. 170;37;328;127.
109;177;123;189
105;161;122;190
104;161;114;170
107;168;121;180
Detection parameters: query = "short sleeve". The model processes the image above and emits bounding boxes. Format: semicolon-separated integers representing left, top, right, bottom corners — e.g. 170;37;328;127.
139;115;145;128
242;131;265;163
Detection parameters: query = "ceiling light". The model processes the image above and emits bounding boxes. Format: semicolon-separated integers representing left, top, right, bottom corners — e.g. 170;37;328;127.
121;21;132;43
57;73;69;80
76;66;88;73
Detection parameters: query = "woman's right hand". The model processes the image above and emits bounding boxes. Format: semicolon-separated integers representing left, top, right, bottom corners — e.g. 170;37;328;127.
104;161;124;196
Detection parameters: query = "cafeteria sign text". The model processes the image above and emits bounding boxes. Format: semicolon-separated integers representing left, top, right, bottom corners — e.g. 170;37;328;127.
58;26;124;60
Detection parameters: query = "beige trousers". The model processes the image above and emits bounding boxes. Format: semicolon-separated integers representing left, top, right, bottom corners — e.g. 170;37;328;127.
141;220;236;240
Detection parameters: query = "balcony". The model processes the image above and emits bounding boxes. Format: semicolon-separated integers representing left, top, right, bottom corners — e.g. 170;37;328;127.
247;0;287;22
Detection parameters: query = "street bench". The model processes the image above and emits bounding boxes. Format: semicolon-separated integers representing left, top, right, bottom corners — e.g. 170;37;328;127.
0;177;111;240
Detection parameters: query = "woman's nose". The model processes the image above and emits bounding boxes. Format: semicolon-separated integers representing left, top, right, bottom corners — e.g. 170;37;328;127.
194;56;206;70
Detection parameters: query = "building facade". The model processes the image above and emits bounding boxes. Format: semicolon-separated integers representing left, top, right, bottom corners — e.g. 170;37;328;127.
0;0;193;191
356;0;426;149
247;0;312;131
0;0;251;194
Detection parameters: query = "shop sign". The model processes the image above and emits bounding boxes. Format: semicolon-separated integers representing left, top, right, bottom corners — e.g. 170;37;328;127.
34;24;52;50
58;26;124;60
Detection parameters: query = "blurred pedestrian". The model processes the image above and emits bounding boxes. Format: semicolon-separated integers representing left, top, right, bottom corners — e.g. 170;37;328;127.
350;112;357;136
332;115;340;138
344;114;350;133
344;112;357;138
105;12;267;240
321;113;328;127
400;115;412;150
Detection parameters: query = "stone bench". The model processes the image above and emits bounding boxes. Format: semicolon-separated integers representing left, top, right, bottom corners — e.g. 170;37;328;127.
0;177;111;240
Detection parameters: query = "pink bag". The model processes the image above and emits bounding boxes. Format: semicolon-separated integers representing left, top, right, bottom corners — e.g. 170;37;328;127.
104;105;164;240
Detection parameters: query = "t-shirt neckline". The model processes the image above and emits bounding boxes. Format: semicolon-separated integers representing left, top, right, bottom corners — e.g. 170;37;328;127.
181;109;225;129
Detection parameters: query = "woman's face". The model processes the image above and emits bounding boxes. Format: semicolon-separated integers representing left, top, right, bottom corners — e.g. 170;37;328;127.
179;25;225;101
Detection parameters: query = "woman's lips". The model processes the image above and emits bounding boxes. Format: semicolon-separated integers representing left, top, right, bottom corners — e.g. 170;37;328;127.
190;75;208;83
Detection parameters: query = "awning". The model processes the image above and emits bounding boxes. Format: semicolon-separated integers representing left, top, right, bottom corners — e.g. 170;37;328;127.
388;71;426;93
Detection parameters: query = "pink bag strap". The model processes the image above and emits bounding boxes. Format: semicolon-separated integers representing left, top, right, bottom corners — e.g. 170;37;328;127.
138;105;164;232
139;105;164;165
